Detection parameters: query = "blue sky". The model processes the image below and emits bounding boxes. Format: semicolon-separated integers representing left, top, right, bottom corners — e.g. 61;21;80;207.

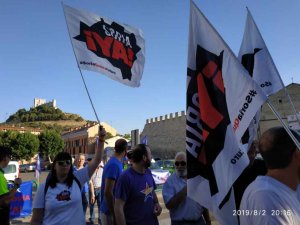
1;0;299;134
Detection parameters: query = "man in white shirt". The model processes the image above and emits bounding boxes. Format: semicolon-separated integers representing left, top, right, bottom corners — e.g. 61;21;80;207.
240;127;300;225
89;161;103;224
162;152;211;225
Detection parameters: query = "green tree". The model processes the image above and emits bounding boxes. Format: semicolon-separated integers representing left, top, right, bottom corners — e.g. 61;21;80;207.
123;134;131;139
39;130;64;160
12;133;39;160
0;131;18;150
105;132;113;140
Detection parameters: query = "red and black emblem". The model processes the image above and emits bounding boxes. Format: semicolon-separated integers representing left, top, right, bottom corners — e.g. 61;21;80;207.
74;20;141;80
187;45;230;197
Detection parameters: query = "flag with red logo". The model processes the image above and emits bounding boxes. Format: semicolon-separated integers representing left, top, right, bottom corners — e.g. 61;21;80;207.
63;5;145;87
238;9;284;96
186;2;267;224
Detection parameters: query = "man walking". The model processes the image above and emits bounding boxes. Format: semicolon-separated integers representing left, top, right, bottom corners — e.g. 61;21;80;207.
114;144;162;225
89;161;103;224
162;152;210;225
100;139;128;225
0;146;22;225
240;127;300;224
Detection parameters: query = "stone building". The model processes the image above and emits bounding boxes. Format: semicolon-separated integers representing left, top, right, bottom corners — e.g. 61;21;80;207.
33;98;57;109
260;83;300;134
141;83;300;159
140;111;186;159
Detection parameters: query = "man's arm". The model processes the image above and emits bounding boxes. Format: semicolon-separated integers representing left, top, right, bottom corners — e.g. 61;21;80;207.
30;208;44;225
89;180;95;204
104;178;116;217
114;198;126;225
88;126;106;178
152;191;162;216
0;179;22;206
165;185;187;210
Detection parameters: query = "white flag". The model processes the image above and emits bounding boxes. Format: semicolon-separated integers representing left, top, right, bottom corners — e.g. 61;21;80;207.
186;2;267;224
238;9;284;96
63;5;145;87
35;154;41;179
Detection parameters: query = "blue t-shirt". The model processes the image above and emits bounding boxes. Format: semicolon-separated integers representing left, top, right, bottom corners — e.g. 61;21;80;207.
100;156;123;215
115;167;159;225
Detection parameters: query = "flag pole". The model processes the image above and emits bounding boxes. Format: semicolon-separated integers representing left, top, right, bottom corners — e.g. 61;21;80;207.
267;99;300;149
284;87;300;125
61;2;100;124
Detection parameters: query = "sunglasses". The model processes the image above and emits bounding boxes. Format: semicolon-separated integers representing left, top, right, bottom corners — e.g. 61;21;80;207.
57;160;71;166
175;161;186;166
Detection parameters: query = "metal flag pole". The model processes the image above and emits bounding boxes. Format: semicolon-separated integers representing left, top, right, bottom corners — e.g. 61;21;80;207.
62;2;100;124
267;99;300;149
283;87;300;126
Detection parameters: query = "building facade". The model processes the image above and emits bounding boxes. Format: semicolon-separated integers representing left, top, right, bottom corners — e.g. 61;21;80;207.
0;125;42;135
62;122;118;157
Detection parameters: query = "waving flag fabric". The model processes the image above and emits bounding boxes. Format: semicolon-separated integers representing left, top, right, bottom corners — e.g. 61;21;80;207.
186;2;267;224
141;135;148;145
35;154;41;179
63;5;145;87
238;9;284;96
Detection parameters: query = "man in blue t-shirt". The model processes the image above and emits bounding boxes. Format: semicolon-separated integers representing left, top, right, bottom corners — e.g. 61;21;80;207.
100;139;128;225
114;144;162;225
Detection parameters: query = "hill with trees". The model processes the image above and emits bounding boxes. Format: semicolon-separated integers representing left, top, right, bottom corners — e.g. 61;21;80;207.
6;105;84;123
4;105;87;133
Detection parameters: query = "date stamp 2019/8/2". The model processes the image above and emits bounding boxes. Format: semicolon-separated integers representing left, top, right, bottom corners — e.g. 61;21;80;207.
233;210;292;216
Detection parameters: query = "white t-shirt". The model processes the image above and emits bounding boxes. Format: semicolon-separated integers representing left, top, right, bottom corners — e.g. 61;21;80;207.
90;163;103;188
33;167;89;225
162;173;204;221
240;176;300;225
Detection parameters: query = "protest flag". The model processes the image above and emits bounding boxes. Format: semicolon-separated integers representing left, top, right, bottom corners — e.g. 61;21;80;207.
186;1;267;224
63;4;145;88
239;8;300;148
35;154;41;182
238;8;284;96
141;135;148;145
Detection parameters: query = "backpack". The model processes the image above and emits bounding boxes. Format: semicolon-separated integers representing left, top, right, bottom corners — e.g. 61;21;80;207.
44;172;82;197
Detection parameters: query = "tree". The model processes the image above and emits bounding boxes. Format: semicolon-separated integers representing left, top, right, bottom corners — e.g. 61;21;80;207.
105;132;113;140
123;133;131;140
13;133;39;161
39;130;64;160
0;131;18;149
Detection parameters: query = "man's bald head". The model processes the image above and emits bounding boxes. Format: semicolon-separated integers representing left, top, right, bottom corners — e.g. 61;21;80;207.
259;127;299;169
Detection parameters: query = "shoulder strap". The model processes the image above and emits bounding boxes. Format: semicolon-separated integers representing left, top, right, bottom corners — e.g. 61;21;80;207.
44;172;52;197
73;175;82;190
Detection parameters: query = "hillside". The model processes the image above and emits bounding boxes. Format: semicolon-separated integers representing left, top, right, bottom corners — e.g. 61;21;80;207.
6;105;84;123
3;105;90;133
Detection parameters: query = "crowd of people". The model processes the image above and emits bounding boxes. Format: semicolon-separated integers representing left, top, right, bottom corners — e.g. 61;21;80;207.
0;126;300;225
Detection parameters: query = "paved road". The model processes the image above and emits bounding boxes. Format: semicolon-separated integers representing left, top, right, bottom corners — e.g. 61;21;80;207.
12;171;219;225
